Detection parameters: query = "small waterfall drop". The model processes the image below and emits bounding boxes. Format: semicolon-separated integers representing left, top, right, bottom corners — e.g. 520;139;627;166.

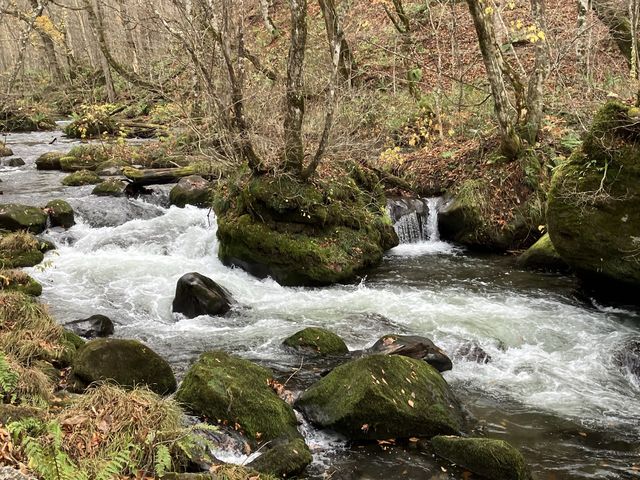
388;197;443;244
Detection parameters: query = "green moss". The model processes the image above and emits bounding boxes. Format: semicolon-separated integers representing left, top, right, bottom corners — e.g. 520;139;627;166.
0;204;48;234
516;233;568;271
176;351;300;444
71;339;177;395
295;354;464;440
62;170;103;186
547;101;640;288
432;436;532;480
35;151;65;170
283;327;348;355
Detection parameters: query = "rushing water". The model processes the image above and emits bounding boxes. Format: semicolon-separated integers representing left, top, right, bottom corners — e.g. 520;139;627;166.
3;130;640;479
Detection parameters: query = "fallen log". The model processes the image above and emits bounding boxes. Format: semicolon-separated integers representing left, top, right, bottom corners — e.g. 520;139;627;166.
122;166;197;186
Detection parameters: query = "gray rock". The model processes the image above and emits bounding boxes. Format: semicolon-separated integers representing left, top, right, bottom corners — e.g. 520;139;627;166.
172;272;232;318
67;314;114;338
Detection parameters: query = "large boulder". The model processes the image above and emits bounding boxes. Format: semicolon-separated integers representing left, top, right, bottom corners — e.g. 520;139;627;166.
71;338;176;395
548;101;640;291
283;327;348;356
59;145;112;171
45;199;75;228
515;232;568;272
172;273;232;318
0;142;13;157
35;151;64;170
247;438;312;478
215;167;398;286
367;334;452;372
62;170;103;186
295;354;464;440
176;351;301;444
0;204;47;233
170;175;213;208
66;314;114;338
613;337;640;382
431;436;532;480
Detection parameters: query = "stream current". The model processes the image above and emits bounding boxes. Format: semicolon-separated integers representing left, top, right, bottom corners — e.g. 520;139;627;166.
2;129;639;479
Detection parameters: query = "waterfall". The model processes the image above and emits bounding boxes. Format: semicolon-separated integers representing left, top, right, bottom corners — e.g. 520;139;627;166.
388;197;443;244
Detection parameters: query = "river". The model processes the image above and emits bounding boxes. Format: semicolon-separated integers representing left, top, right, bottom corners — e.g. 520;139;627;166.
2;128;639;479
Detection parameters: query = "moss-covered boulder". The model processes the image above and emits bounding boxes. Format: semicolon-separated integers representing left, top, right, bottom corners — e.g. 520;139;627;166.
92;178;127;197
170;175;213;208
215;167;398;286
295;354;464;440
439;180;544;251
59;145;112;172
62;169;103;186
95;160;127;176
431;436;532;480
71;338;177;395
176;351;301;444
0;270;42;296
35;151;64;170
247;438;312;478
0;105;56;132
548;101;640;291
283;327;349;356
515;233;568;271
0;204;47;233
0;142;12;157
45;199;75;228
0;232;45;268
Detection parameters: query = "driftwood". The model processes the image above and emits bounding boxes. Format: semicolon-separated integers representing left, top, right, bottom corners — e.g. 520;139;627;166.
122;166;197;186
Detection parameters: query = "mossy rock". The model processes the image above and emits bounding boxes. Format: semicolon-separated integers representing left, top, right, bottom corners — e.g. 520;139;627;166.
0;142;14;157
215;170;397;286
71;338;177;395
247;438;312;477
431;436;532;480
45;199;75;228
439;180;543;251
0;249;44;269
0;204;47;233
62;170;103;187
283;327;348;356
35;151;64;170
92;178;127;197
64;113;119;138
95;160;128;176
295;354;464;440
176;351;301;444
63;330;86;349
515;233;568;272
59;145;113;171
170;175;213;208
0;108;56;132
0;271;42;296
547;101;640;290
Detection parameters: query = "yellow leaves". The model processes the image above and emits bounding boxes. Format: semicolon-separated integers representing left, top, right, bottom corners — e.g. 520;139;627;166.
484;6;494;15
34;15;64;44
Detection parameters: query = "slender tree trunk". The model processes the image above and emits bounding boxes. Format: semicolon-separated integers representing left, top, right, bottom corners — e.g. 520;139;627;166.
6;3;44;94
465;0;522;159
318;0;356;85
577;0;592;74
116;0;140;74
282;0;308;174
259;0;278;36
523;0;549;144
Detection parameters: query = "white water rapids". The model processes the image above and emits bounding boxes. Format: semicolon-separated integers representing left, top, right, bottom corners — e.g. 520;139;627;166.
2;129;639;479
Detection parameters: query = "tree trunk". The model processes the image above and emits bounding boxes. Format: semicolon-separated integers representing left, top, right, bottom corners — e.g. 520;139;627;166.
465;0;522;159
577;0;592;73
318;0;356;85
592;0;634;66
259;0;279;36
282;0;308;174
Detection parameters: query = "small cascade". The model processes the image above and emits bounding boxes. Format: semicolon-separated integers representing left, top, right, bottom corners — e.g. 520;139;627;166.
387;197;443;244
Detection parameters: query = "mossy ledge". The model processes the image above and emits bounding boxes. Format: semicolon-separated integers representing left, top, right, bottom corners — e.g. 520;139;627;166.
214;164;398;286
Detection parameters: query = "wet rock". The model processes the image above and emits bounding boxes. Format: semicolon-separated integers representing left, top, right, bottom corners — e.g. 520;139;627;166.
92;178;127;197
295;354;464;440
0;204;47;233
2;157;24;167
66;314;114;338
45;199;75;228
0;142;13;157
247;438;312;477
283;327;349;356
548;101;640;292
172;272;232;318
368;334;452;372
35;151;64;170
71;338;176;395
613;337;640;381
431;436;532;480
62;169;103;186
170;175;213;208
516;233;569;272
95;160;127;176
176;351;301;444
454;341;492;364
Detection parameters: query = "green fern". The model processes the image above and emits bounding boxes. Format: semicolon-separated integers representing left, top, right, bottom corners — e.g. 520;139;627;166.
0;353;18;399
154;444;172;476
95;443;137;480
